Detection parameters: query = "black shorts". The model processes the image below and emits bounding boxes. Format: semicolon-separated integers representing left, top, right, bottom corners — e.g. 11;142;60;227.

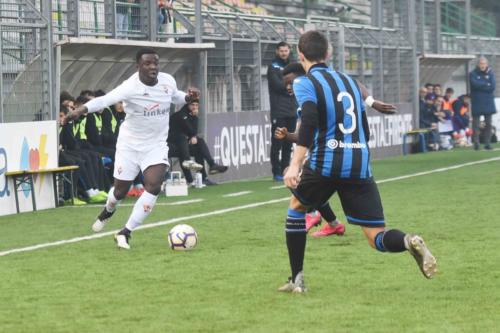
291;165;385;227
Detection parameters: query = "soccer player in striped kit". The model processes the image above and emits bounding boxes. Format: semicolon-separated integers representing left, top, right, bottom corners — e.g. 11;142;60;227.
278;31;437;293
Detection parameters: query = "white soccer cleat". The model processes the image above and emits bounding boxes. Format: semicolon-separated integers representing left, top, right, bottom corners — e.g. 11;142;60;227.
406;234;437;279
182;160;203;172
92;220;105;233
278;271;307;293
114;233;131;250
92;208;115;233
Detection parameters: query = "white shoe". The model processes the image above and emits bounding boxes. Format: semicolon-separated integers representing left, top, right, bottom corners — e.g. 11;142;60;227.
277;271;307;293
92;208;115;233
182;160;203;172
114;233;130;250
405;234;437;279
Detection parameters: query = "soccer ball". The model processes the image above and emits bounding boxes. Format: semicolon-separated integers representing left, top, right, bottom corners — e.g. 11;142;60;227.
168;224;198;251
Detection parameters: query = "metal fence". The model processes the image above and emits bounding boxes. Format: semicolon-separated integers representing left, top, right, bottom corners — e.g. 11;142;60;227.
0;0;53;123
6;0;500;123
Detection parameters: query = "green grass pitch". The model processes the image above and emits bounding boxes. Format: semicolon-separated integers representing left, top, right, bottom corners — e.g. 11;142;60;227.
1;146;500;333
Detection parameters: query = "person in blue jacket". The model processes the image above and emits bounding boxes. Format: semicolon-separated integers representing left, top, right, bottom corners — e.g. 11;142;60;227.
469;56;497;150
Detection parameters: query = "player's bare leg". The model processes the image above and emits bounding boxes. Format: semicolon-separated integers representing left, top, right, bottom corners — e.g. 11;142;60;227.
362;227;437;279
115;164;166;249
93;178;132;232
278;195;308;293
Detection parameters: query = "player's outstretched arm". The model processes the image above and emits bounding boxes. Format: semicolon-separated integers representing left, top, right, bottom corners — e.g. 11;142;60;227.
357;80;397;115
62;105;88;125
274;127;299;143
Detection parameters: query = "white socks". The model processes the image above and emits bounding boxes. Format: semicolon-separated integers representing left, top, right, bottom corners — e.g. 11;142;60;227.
105;188;121;213
125;191;158;231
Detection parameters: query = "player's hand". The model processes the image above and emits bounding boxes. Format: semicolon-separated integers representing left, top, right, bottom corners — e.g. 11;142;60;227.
186;88;200;103
284;164;301;189
189;136;198;145
372;100;397;114
61;106;86;125
274;127;288;140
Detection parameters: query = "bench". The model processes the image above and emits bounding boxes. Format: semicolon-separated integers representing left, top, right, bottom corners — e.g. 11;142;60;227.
5;165;79;213
402;129;430;155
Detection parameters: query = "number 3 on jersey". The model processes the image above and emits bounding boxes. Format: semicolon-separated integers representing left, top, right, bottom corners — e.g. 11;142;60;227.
337;92;356;134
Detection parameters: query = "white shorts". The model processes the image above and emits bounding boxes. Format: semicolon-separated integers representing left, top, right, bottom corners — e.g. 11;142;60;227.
114;145;170;181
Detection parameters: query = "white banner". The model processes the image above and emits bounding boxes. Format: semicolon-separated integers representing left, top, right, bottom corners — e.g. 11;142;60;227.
0;121;59;216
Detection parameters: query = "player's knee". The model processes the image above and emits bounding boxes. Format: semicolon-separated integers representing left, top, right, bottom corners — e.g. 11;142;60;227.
144;183;161;195
289;195;307;212
113;189;127;200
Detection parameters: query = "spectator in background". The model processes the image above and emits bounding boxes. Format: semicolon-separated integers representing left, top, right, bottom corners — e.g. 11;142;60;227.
452;95;473;147
59;106;107;204
425;83;435;100
442;87;455;112
433;84;442;97
267;41;296;181
434;96;454;150
470;56;497;150
168;100;228;186
116;1;134;38
419;88;439;150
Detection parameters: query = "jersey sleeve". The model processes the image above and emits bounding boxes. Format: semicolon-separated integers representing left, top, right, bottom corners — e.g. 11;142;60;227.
293;77;317;107
172;89;187;106
85;80;133;113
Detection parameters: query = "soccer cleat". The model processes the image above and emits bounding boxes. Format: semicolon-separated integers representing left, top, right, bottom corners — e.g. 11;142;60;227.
278;271;307;293
405;234;437;279
114;233;131;250
92;208;115;232
88;194;107;204
273;175;284;182
209;164;228;175
310;223;345;238
305;211;322;231
182;160;203;172
65;198;87;206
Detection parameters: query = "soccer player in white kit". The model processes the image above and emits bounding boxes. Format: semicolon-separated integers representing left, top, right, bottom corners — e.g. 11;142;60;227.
63;48;200;249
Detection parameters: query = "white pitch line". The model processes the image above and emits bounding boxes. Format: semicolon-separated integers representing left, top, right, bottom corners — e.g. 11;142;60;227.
0;197;290;257
377;156;500;184
1;155;500;257
270;185;286;190
65;198;204;208
222;191;253;197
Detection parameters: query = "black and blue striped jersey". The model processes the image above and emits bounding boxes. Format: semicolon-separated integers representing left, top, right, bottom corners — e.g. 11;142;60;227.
293;64;371;179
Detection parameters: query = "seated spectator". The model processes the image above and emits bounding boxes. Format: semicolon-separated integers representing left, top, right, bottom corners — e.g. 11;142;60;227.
59;106;108;204
442;87;455;112
425;83;435;100
434;96;454;150
168;100;228;186
452;95;473;147
419;87;439;150
433;84;442;97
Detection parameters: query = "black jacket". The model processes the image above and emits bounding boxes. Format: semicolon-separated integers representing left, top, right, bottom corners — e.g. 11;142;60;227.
168;105;198;143
267;57;297;119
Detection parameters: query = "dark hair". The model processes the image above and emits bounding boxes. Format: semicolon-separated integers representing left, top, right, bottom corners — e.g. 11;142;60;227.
60;105;69;115
80;89;95;97
60;90;74;104
282;63;306;77
425;83;434;88
94;89;106;97
136;47;159;63
445;87;454;94
276;41;290;49
298;31;328;62
76;95;90;105
434;84;441;88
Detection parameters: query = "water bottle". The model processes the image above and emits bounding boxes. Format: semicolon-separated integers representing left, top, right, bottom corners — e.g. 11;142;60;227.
194;172;203;188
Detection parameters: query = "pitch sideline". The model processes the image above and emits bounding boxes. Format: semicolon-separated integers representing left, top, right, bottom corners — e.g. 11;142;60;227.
1;155;499;257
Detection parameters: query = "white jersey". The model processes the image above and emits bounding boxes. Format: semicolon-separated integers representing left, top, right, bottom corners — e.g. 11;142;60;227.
85;72;187;151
